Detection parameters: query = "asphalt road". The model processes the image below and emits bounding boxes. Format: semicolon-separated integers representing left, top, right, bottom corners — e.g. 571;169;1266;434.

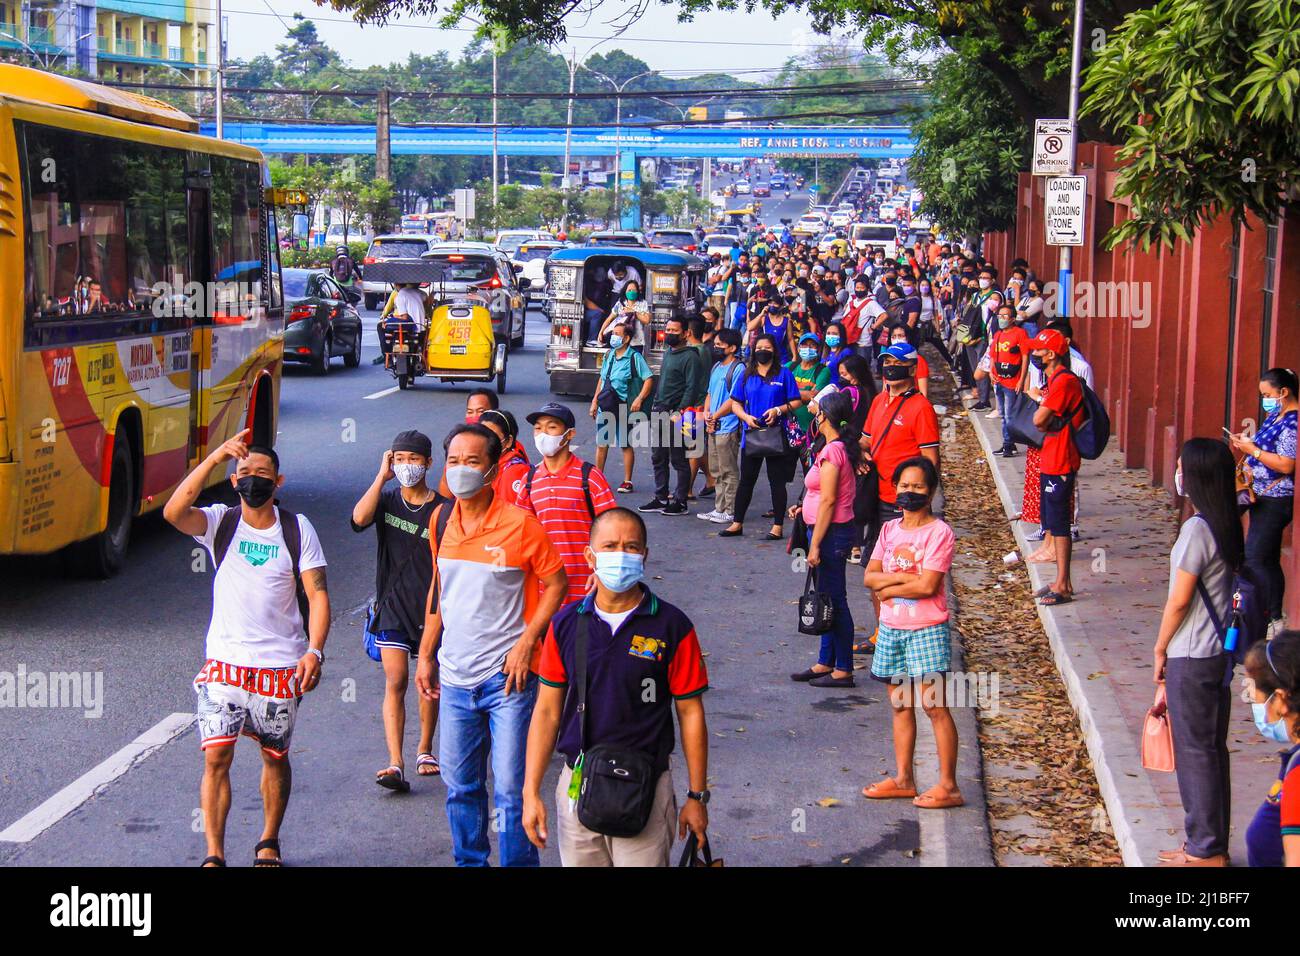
0;234;990;867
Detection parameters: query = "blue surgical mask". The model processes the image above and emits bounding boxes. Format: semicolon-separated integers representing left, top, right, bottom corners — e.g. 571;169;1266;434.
1263;396;1281;414
1252;695;1292;743
592;550;645;593
825;335;841;348
609;335;625;349
799;347;818;362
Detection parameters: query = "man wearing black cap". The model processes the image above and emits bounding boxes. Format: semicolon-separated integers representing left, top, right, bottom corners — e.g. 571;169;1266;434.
517;402;616;606
351;429;444;791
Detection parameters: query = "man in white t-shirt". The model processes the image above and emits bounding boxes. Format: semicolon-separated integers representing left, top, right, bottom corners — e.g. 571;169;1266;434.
164;428;330;868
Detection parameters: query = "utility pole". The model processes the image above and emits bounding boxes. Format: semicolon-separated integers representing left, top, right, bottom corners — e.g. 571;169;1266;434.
491;47;499;212
1059;0;1085;318
562;49;576;230
214;0;224;139
376;87;391;187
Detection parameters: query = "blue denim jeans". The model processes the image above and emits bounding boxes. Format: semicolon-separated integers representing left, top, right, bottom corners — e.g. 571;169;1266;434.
438;670;539;867
995;383;1018;448
583;306;605;342
812;522;856;672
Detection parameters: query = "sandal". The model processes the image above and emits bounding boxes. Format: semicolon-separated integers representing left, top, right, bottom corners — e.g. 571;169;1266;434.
853;629;878;654
913;787;965;810
417;753;441;776
376;765;411;792
616;481;634;494
1038;591;1073;606
862;778;918;800
253;838;283;867
200;856;226;868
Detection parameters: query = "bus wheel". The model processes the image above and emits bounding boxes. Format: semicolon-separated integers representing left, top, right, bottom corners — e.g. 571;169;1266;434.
66;435;134;578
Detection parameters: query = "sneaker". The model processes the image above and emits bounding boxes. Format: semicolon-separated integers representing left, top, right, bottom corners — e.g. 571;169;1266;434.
616;481;634;494
1003;446;1018;458
985;408;1001;419
971;402;992;411
696;510;721;521
662;500;688;516
1025;528;1045;542
710;511;734;524
699;486;716;498
1070;525;1082;541
638;498;669;513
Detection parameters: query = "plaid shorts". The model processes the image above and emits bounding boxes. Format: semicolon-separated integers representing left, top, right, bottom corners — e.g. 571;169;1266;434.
870;622;952;681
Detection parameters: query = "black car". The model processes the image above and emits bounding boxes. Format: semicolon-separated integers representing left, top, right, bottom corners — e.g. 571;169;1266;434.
282;269;365;375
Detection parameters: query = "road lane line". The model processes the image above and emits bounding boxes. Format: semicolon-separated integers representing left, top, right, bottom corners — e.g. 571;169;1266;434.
363;386;400;400
0;712;194;843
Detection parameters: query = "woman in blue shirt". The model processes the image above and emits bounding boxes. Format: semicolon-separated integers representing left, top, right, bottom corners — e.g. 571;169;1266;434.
1229;367;1299;626
715;332;803;540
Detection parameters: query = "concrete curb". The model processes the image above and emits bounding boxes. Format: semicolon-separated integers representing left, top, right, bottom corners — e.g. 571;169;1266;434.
960;402;1178;867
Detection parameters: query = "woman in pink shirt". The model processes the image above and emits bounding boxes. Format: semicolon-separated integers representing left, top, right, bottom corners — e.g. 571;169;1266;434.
862;456;964;810
789;390;861;688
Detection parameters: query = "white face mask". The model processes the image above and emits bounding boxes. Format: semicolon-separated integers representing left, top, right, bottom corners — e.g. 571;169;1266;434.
978;278;992;290
446;465;490;499
393;462;427;488
534;430;570;459
1174;468;1184;497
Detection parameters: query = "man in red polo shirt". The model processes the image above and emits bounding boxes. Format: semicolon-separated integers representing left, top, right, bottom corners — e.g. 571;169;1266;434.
1030;329;1084;606
517;402;617;606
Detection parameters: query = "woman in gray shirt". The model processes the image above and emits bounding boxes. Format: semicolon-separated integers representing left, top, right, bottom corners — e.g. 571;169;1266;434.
1153;438;1243;866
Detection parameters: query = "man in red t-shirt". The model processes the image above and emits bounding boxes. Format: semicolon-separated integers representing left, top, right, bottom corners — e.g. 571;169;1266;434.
989;302;1030;457
1029;329;1084;606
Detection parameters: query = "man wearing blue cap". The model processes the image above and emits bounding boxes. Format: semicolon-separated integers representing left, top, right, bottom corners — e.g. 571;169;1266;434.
788;332;831;443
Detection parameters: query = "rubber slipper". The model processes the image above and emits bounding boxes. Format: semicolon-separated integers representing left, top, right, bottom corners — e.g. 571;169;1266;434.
862;778;918;799
913;788;965;810
376;765;411;792
1032;585;1053;598
1038;591;1073;606
416;753;441;777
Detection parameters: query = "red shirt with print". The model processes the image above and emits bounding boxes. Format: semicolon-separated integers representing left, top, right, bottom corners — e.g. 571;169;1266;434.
989;326;1029;389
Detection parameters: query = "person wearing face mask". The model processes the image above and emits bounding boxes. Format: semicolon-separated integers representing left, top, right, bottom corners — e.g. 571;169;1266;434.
1017;281;1045;337
465;387;498;426
1243;632;1300;866
1229;368;1299;632
862;457;962;810
1152;438;1243;867
640;318;706;517
517;402;617;608
418;424;568;867
523;508;710;866
988;304;1030;456
599;280;650;352
915;277;954;366
480;409;532;503
787;333;831;458
822;320;857;386
164;429;330;868
352;430;444;790
842;278;876;350
888;322;930;399
590;320;653;495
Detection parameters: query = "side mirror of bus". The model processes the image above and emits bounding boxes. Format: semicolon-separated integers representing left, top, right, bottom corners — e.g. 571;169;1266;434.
292;213;310;240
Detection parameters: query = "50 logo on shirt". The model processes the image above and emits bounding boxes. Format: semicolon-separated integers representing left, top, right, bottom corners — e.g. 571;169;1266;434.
239;540;280;567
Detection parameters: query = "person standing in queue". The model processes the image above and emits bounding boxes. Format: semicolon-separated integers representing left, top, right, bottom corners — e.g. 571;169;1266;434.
352;430;444;790
479;409;532;504
699;328;745;526
1028;328;1084;606
522;508;710;866
640;318;705;518
418;424;567;867
163;430;330;867
589;319;653;494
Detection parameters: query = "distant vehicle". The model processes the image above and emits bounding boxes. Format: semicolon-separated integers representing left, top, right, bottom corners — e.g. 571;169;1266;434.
325;221;366;244
770;175;787;189
586;230;649;247
703;233;740;257
853;168;869;179
851;222;900;258
879;202;899;222
712;224;742;238
817;233;840;254
420;243;530;349
648;228;699;253
511;240;565;302
362;233;444;309
494;229;552;257
282;269;365;375
752;182;772;197
733;179;752;195
830;210;853;228
845;180;864;194
906;229;934;248
876;177;895;196
792;215;823;237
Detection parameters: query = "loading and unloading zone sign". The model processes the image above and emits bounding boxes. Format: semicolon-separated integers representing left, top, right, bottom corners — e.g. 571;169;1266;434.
1045;176;1086;246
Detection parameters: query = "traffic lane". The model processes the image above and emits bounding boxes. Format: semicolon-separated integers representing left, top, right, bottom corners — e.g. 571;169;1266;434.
0;330;554;841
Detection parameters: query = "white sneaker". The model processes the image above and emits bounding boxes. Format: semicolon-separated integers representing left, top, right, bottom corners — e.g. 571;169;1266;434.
710;511;734;524
985;409;1001;419
696;510;721;521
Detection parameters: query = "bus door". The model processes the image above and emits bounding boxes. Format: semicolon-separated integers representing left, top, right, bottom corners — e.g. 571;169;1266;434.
186;166;212;466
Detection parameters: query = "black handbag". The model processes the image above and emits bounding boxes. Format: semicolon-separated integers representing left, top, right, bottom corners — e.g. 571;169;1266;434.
1007;391;1046;449
572;615;659;838
677;832;724;867
744;423;789;458
596;382;622;414
798;567;835;635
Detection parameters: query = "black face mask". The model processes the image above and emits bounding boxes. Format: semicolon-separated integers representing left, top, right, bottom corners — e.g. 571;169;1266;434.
235;474;276;508
1030;354;1046;370
753;349;775;365
882;364;912;383
664;333;682;348
896;491;930;512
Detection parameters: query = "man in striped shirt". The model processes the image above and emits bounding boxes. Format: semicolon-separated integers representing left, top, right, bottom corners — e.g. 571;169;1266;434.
517;402;617;605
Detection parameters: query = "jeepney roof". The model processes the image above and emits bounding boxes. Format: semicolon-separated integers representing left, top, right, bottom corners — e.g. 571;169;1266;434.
547;247;700;268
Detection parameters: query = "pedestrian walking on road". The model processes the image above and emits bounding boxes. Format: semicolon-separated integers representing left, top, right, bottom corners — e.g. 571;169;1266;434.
163;429;330;868
589;321;653;494
479;408;531;503
351;430;444;791
1154;438;1242;867
522;508;711;866
862;456;962;811
418;424;568;867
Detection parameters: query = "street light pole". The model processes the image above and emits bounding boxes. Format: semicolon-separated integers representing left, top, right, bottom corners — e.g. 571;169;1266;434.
214;0;225;139
1059;0;1085;318
491;47;499;211
581;67;654;222
562;49;575;229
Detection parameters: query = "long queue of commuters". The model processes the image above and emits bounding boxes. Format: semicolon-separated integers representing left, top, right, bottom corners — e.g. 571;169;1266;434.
161;220;1299;868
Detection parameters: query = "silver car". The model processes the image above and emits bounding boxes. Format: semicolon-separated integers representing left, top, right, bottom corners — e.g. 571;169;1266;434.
422;242;531;349
360;233;442;310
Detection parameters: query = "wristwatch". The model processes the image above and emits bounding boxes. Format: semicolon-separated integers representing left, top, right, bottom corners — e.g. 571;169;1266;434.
307;647;324;664
686;789;711;805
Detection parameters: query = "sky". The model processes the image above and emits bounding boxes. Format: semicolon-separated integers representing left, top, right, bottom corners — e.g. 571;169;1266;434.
224;0;849;76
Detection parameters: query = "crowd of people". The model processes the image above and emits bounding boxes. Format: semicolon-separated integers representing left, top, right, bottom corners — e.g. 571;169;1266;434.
161;199;1299;869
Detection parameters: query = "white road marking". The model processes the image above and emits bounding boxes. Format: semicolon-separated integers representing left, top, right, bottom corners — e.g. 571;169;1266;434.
0;712;194;843
363;385;400;400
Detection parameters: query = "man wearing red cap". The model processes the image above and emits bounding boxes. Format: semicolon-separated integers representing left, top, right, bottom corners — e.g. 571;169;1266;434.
1029;328;1084;606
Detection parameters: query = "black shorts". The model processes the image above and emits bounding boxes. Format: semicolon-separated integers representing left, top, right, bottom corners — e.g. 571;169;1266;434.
1039;471;1076;537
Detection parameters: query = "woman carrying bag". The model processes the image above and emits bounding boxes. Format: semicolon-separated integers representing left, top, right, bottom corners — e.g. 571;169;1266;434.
589;319;653;494
1153;438;1241;867
714;333;803;541
789;390;861;688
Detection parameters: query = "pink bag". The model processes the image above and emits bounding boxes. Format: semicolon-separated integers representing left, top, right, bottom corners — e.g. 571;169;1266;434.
1141;685;1176;772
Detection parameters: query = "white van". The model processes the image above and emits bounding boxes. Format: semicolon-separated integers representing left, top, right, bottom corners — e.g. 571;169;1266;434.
851;222;900;258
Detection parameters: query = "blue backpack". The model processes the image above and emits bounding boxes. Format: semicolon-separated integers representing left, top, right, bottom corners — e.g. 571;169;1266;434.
1060;370;1111;461
1194;516;1268;663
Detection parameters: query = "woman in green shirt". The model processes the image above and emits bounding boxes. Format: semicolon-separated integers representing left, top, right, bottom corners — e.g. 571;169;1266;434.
787;332;831;471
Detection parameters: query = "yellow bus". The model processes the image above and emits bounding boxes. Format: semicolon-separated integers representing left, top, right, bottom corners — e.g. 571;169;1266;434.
0;65;288;576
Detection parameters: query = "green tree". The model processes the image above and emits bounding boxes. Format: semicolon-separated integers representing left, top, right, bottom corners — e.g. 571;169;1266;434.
1082;0;1300;250
359;179;397;234
276;15;340;78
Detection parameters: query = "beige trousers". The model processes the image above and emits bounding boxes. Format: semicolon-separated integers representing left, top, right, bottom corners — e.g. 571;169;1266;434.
555;765;676;867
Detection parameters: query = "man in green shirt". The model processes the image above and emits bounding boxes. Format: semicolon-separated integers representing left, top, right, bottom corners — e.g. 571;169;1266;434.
639;318;704;517
685;317;716;500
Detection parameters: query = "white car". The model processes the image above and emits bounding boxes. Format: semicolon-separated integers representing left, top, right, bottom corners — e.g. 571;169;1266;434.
879;203;899;222
734;180;752;194
830;210;853;228
792;215;823;237
494;229;552;258
510;240;564;301
703;233;741;257
360;233;444;310
817;233;840;254
851;222;900;259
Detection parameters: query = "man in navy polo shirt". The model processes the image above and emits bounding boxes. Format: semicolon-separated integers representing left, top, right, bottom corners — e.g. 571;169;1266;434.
522;508;710;866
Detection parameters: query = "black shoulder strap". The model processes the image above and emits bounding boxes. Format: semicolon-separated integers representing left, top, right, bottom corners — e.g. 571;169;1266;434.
1192;514;1229;640
524;462;539;501
212;507;242;570
580;461;596;520
276;508;310;636
428;501;454;615
869;390;916;457
575;611;590;754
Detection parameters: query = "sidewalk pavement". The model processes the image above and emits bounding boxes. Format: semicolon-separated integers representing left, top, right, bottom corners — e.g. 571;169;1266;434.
965;402;1278;867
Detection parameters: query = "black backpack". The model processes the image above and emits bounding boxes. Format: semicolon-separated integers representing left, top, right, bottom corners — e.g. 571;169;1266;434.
524;461;596;519
213;506;309;636
331;254;353;284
